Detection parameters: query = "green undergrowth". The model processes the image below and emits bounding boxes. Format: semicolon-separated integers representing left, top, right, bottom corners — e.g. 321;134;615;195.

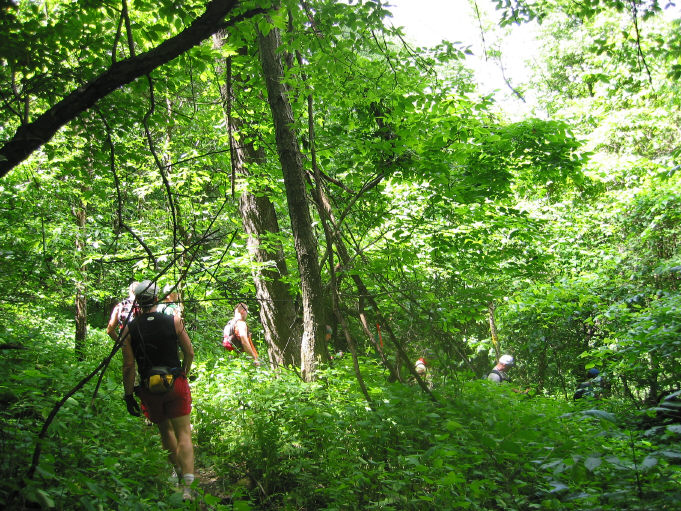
193;357;681;511
1;307;680;510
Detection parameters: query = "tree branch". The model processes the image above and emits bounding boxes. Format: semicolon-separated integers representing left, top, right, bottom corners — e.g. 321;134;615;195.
100;112;158;268
629;0;653;85
0;0;270;178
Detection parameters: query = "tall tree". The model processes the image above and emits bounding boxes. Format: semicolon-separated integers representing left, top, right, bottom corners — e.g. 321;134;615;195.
257;23;328;380
213;31;301;367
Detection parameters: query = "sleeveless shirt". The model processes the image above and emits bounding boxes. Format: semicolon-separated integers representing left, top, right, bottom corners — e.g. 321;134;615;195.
128;312;181;377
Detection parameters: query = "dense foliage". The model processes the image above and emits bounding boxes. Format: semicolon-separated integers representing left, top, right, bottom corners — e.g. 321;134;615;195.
2;309;680;510
1;0;680;509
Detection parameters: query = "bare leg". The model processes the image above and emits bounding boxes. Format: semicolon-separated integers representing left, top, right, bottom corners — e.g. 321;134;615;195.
157;418;178;458
168;414;194;476
157;419;182;480
158;415;193;496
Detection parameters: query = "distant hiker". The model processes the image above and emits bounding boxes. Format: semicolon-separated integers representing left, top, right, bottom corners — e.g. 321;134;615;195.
106;282;139;342
574;368;602;400
157;284;183;318
120;280;196;501
223;302;260;366
487;354;514;383
410;356;434;389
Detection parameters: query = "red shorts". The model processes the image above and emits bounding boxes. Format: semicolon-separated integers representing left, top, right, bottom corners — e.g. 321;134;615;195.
139;375;192;424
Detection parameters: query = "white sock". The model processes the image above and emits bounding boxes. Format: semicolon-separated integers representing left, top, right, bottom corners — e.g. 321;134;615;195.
183;473;195;487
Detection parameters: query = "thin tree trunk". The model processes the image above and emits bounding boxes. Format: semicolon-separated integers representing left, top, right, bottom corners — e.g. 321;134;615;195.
307;142;402;382
302;82;374;405
314;192;432;394
257;25;327;380
313;185;412;384
74;200;87;361
357;296;400;381
307;169;407;378
73;130;95;361
620;375;642;408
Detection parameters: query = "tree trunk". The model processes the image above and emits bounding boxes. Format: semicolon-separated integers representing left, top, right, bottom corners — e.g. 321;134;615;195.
73;130;95;361
213;32;301;368
314;184;402;382
240;193;302;367
74;201;87;361
488;301;500;361
257;25;327;380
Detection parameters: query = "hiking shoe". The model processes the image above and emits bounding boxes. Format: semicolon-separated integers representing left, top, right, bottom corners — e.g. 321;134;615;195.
182;486;193;501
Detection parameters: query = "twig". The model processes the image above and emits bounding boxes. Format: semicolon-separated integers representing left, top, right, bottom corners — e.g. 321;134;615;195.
100;113;157;268
628;0;653;85
474;0;489;61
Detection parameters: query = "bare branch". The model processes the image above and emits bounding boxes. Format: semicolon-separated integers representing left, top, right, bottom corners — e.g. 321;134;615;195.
100;112;157;268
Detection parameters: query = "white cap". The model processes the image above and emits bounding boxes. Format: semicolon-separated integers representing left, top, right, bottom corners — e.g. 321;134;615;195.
499;354;515;366
134;280;158;306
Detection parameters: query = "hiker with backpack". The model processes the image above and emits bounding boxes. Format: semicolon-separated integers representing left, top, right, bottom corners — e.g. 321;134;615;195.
157;284;183;318
413;356;435;389
120;280;196;500
106;282;139;342
222;302;260;366
487;354;515;383
107;281;155;422
487;354;530;394
415;357;427;375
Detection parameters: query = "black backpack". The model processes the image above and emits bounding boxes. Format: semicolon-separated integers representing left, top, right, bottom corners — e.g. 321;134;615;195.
222;318;240;351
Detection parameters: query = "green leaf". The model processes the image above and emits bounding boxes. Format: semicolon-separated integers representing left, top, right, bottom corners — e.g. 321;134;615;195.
258;19;272;37
445;420;464;431
640;456;658;471
581;409;617;423
584;456;601;471
549;480;569;493
36;489;55;509
204;494;221;505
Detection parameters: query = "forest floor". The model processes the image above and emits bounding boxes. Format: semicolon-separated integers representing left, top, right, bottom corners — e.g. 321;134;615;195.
196;464;225;500
194;454;254;506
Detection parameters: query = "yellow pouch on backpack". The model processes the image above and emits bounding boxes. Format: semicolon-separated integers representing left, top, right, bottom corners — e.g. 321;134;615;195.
144;367;176;394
